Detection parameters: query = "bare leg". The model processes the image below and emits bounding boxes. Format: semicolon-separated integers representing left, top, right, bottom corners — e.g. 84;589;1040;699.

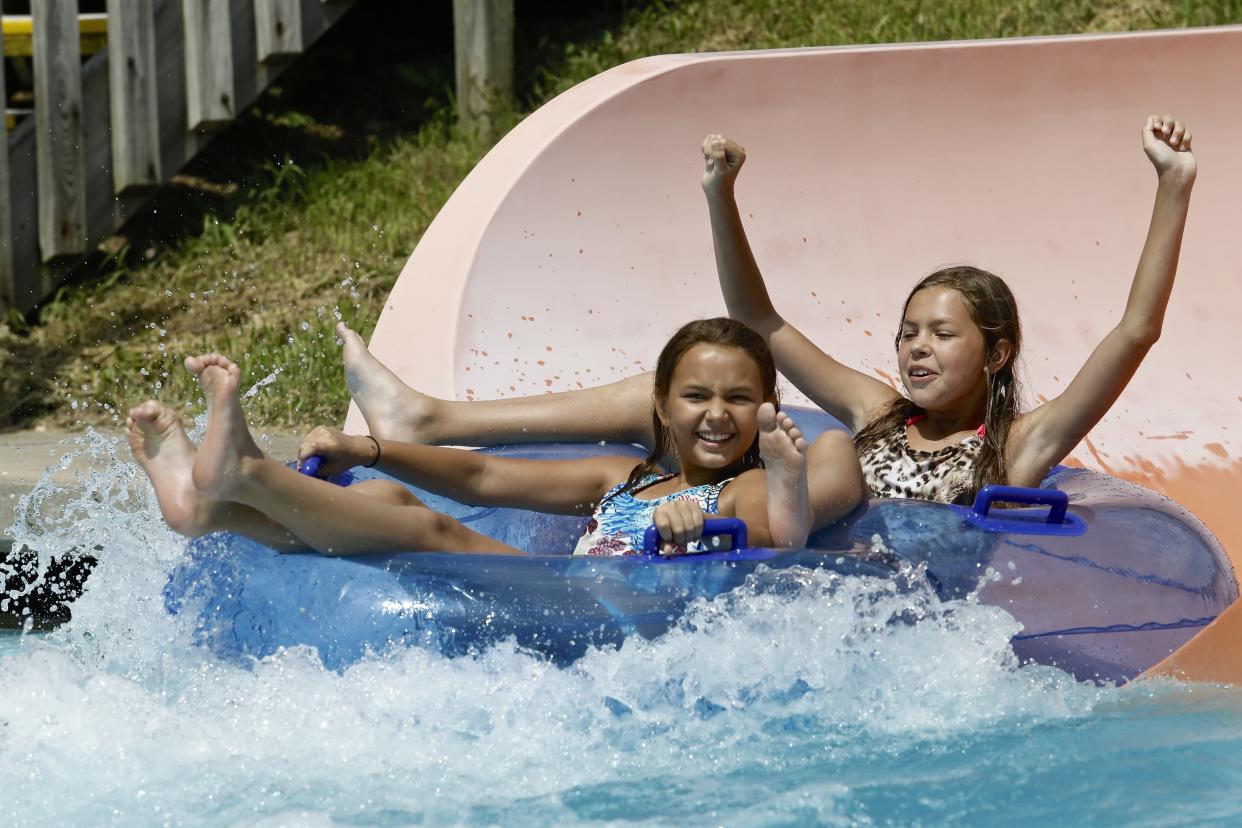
805;429;866;532
188;353;519;556
339;322;656;446
758;403;812;547
127;400;306;551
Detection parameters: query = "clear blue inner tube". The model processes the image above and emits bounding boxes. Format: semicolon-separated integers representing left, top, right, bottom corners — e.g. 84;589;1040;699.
164;408;1237;684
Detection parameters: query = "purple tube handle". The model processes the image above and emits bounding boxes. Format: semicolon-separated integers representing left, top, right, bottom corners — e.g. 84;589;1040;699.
298;455;324;477
642;517;749;555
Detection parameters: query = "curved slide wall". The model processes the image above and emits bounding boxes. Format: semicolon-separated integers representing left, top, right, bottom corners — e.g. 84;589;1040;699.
350;27;1242;681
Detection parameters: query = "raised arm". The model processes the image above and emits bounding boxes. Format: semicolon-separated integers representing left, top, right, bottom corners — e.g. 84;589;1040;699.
299;427;635;515
700;135;898;432
1008;116;1196;486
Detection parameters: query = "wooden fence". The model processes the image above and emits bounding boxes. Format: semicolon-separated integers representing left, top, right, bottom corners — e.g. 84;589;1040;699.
1;0;514;317
0;0;367;315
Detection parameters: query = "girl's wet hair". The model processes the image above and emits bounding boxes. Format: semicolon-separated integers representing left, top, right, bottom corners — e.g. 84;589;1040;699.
854;265;1022;498
609;317;778;502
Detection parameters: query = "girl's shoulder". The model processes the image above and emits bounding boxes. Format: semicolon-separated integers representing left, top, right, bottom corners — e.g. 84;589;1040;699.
715;467;766;513
997;409;1064;488
571;455;655;501
592;454;650;477
598;468;675;504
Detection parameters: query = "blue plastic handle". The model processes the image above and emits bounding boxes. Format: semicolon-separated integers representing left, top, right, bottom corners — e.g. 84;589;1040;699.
298;455;323;477
642;517;749;555
971;485;1068;523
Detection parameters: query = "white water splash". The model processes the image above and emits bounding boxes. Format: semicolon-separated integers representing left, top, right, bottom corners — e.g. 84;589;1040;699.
242;370;284;400
0;436;1223;826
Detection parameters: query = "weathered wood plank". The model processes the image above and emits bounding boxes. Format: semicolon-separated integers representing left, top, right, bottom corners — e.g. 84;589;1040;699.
107;0;161;193
182;0;234;130
6;0;353;312
0;0;12;312
254;0;302;64
7;115;56;312
32;0;87;260
452;0;513;135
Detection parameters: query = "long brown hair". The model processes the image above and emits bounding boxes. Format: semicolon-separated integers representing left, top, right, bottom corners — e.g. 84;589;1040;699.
607;318;778;502
853;265;1022;497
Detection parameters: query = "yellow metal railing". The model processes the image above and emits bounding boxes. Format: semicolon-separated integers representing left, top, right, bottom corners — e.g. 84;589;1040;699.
2;12;108;58
4;14;108;131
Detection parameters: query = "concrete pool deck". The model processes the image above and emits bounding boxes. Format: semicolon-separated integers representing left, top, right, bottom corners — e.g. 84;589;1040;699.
0;430;82;553
0;428;303;553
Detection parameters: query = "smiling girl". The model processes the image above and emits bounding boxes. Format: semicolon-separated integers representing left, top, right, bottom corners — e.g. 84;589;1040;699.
127;319;863;555
343;115;1195;509
699;115;1194;503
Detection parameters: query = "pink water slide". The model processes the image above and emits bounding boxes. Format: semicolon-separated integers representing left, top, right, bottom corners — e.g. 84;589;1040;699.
350;27;1242;682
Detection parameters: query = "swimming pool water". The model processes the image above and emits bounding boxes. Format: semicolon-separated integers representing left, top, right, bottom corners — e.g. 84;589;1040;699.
3;431;1241;826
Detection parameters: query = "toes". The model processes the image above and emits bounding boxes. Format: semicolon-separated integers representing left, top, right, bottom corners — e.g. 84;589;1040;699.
128;399;162;423
770;411;804;444
757;402;778;430
201;353;236;371
193;355;241;393
186;353;236;375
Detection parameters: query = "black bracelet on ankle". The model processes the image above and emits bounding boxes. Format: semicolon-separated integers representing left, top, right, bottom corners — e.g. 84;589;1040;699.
364;435;381;468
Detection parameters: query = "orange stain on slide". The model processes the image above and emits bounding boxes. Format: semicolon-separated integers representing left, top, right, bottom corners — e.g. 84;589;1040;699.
1100;455;1242;683
1106;456;1242;571
1081;435;1115;476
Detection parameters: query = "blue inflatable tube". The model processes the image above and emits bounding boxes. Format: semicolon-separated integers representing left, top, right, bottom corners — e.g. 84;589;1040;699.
164;409;1237;684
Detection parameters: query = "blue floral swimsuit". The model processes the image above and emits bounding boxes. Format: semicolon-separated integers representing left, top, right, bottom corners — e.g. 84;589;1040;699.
572;473;735;556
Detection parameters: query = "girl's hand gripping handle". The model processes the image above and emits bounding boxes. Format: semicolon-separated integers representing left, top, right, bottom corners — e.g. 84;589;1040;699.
643;518;750;556
650;498;708;556
297;426;377;477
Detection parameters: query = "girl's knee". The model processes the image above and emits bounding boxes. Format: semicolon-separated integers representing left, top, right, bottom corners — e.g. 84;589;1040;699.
403;507;466;551
351;479;425;507
809;429;858;466
808;430;866;501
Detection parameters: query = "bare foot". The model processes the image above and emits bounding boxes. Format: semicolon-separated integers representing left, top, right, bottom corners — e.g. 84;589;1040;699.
126;400;218;536
338;322;442;441
758;402;811;548
187;354;265;499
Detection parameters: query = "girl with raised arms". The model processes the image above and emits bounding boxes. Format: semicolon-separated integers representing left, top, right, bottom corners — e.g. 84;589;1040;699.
340;115;1195;508
128;318;864;555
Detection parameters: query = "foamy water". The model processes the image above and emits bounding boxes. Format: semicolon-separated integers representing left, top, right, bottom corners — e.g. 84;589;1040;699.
3;431;1242;826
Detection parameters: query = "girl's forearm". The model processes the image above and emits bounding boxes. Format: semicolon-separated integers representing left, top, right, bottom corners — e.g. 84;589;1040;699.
368;440;605;513
372;440;492;503
1122;172;1194;345
705;193;781;331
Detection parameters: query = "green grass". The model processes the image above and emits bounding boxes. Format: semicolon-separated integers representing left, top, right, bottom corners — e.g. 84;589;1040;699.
2;0;1238;431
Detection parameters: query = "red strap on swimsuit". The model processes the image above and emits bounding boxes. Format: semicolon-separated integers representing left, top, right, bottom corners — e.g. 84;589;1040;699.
905;413;987;439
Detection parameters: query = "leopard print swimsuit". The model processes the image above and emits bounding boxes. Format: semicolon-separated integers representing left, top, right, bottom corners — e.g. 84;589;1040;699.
857;415;983;505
